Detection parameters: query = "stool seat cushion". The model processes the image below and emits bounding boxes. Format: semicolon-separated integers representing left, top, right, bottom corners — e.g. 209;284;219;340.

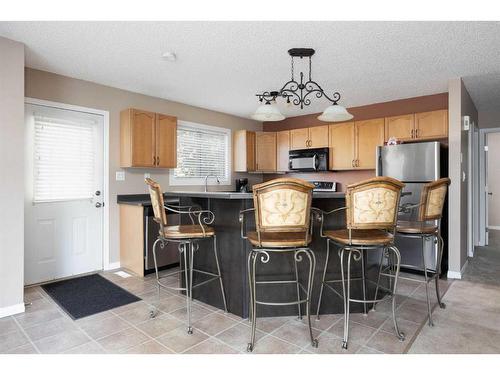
247;231;311;248
325;229;393;246
397;221;438;234
160;225;214;239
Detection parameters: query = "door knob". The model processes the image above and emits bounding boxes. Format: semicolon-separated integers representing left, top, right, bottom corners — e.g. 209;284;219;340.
95;202;103;208
95;190;101;196
488;192;493;196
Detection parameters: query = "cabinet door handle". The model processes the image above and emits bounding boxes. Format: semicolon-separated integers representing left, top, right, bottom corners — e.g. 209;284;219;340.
153;156;156;165
351;160;355;167
415;128;419;138
411;129;415;138
157;156;160;166
356;159;359;167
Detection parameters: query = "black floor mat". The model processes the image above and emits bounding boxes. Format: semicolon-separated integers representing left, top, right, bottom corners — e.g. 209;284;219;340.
41;274;141;320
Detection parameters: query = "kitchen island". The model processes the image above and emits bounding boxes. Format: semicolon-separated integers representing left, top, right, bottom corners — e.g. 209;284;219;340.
118;191;385;318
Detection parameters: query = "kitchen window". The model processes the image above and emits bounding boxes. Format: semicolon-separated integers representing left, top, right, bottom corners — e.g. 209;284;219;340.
170;121;231;186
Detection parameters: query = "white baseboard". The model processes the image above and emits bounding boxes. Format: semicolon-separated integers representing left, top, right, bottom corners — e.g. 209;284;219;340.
488;226;500;230
104;261;120;271
0;303;25;318
447;259;469;280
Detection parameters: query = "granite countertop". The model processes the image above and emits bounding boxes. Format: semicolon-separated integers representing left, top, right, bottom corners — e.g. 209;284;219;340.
117;191;345;206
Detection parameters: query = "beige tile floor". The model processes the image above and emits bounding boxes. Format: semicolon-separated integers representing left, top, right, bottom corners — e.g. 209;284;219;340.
0;267;457;354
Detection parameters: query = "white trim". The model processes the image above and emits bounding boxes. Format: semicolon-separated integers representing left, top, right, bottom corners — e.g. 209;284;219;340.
488;226;500;230
169;120;232;186
24;98;111;271
105;261;121;271
447;259;469;279
0;303;25;318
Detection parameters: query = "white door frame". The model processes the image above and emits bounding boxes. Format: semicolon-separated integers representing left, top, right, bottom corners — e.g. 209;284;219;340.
24;97;112;270
477;126;500;248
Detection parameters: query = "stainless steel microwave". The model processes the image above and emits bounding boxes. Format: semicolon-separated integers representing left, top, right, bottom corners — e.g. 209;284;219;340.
289;148;329;172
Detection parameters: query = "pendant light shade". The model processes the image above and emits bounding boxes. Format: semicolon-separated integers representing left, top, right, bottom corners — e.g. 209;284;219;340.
317;104;354;122
251;103;285;122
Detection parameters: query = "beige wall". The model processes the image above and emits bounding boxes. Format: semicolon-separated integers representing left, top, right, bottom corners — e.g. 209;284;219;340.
448;78;478;277
0;37;25;315
25;68;262;265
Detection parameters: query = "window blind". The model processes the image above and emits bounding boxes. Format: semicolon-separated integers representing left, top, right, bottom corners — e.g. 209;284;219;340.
174;123;229;181
33;115;96;202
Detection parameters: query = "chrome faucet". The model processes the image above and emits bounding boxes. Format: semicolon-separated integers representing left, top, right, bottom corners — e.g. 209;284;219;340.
204;174;220;192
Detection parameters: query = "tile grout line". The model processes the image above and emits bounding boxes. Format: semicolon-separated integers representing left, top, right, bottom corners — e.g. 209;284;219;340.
11;314;41;354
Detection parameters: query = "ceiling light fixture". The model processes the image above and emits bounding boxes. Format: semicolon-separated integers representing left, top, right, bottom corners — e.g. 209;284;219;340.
253;48;353;122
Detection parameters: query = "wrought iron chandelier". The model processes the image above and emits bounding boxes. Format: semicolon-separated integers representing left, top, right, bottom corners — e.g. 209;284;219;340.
252;48;353;122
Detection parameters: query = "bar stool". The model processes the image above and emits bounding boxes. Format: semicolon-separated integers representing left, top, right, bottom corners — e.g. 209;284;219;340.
316;177;406;349
145;178;227;334
374;177;450;326
239;178;319;352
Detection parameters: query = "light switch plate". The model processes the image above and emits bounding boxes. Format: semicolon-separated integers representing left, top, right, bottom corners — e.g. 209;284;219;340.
116;171;125;181
463;115;470;131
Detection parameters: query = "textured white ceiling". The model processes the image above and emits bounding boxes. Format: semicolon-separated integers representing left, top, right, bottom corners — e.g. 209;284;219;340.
1;21;499;118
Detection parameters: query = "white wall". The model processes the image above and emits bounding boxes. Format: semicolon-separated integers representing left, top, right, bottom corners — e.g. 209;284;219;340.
487;132;500;228
0;37;25;317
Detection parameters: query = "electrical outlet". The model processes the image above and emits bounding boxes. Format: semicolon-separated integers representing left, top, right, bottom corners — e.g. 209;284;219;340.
144;173;151;179
116;171;125;181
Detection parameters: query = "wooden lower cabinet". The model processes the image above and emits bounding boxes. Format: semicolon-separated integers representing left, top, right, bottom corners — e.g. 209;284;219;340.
329;122;355;170
415;110;448;140
276;130;290;172
355;118;385;169
256;132;277;172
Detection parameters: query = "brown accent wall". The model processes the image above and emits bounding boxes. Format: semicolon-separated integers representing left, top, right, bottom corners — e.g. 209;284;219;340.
263;92;449;131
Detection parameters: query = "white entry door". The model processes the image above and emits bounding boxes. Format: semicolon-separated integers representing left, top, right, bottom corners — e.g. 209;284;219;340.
25;103;105;285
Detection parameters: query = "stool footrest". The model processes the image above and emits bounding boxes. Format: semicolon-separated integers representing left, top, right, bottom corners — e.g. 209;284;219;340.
255;298;309;306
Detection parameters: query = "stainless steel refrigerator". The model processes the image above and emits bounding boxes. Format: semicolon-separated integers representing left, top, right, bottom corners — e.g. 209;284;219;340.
376;141;448;274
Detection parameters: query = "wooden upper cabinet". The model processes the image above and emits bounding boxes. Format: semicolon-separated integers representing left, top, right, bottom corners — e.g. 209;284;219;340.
290;126;329;150
385;114;415;142
120;108;177;168
276;130;290;172
121;109;156;167
415;110;448;140
156;114;177;168
355;118;385;169
290;128;309;150
309;125;329;148
255;132;277;172
329;122;355;170
233;130;256;172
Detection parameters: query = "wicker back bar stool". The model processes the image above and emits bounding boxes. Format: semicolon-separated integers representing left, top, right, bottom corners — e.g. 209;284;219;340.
240;178;319;352
373;177;450;326
145;178;227;334
315;177;406;349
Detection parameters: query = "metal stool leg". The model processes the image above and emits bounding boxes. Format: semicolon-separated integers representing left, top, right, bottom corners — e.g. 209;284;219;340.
247;251;253;323
213;235;228;312
388;245;405;340
421;237;434;326
361;249;368;315
316;239;331;320
302;248;318;348
247;251;258;352
372;247;386;312
294;250;302;320
183;242;193;334
150;238;162;318
340;247;351;350
435;234;446;309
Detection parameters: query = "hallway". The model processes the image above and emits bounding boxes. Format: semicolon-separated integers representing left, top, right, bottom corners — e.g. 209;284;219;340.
408;230;500;353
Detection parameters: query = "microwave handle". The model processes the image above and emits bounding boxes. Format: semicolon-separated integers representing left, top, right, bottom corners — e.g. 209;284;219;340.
313;154;318;171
